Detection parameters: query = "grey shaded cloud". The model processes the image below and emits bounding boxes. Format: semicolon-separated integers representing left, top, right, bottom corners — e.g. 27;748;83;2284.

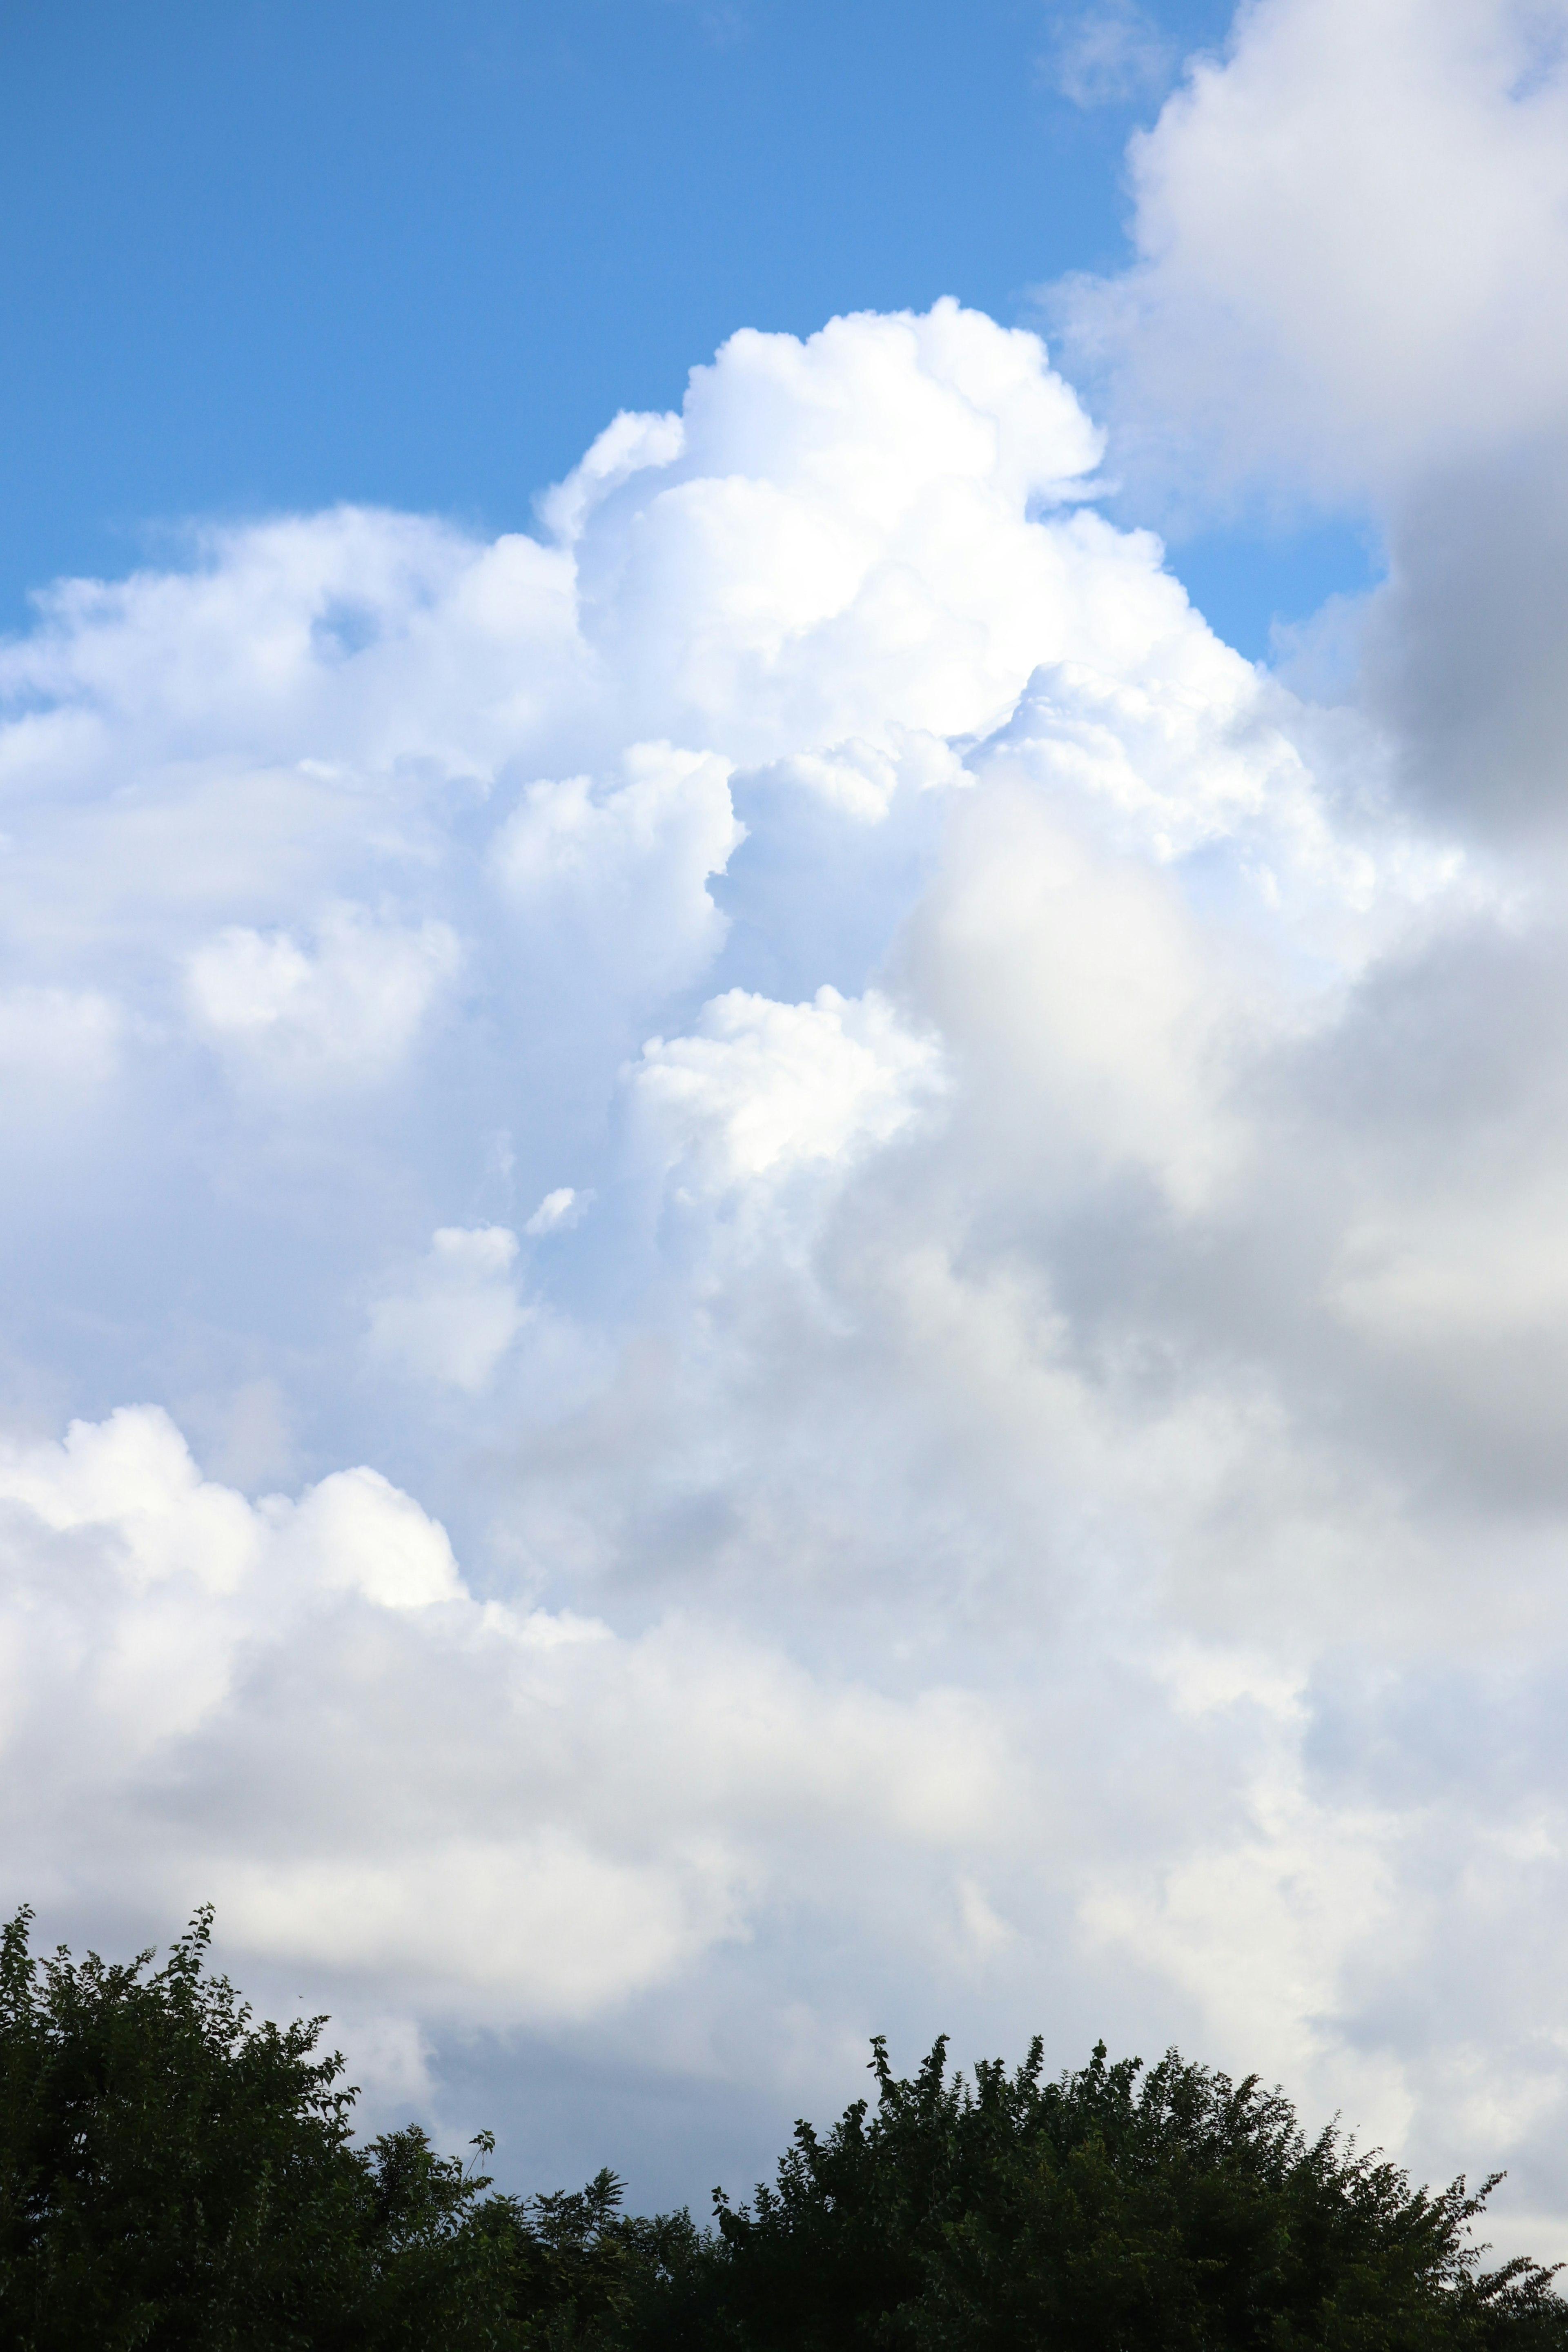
1358;441;1568;835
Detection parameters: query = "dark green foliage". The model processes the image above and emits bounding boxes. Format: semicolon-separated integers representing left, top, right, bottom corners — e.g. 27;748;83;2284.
702;2035;1568;2350
0;1902;367;2348
1;1904;1564;2349
0;1905;655;2350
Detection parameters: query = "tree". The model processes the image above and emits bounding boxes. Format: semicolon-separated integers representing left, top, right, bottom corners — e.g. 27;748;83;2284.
2;1903;1565;2348
0;1904;635;2350
701;2035;1568;2349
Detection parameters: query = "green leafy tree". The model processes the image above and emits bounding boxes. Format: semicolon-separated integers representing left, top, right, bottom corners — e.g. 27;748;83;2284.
700;2035;1568;2350
4;1903;1566;2349
0;1904;644;2350
0;1902;372;2347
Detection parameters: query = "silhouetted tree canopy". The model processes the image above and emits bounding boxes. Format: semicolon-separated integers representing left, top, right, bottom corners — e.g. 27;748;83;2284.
0;1905;1562;2348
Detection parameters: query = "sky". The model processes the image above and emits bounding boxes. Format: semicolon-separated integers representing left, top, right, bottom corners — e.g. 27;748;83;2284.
7;0;1568;2261
0;0;1352;656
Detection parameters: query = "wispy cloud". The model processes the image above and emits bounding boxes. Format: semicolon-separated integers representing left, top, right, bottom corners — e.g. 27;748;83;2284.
1044;0;1178;107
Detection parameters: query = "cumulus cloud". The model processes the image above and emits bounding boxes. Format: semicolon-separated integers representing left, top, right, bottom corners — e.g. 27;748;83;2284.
0;1405;1004;2027
633;987;944;1196
1054;0;1568;506
4;255;1568;2239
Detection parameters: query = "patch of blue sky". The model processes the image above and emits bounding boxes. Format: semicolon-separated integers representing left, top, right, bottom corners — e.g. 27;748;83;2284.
2;0;1278;634
1169;514;1386;665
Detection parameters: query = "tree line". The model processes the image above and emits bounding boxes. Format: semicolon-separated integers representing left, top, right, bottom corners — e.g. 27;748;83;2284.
2;1904;1564;2348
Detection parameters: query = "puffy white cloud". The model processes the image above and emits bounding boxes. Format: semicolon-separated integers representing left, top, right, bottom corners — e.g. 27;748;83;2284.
547;301;1107;762
0;1405;1006;2028
633;987;944;1196
4;261;1568;2241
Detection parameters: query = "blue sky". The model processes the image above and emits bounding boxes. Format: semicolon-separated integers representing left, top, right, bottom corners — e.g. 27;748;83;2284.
9;0;1568;2258
0;0;1367;653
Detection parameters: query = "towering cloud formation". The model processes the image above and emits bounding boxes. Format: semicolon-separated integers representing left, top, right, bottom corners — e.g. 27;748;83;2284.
4;85;1568;2244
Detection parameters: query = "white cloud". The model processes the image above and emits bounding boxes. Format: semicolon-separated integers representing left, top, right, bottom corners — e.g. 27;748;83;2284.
0;1403;1006;2026
546;300;1107;762
633;986;944;1196
525;1187;586;1236
367;1227;526;1392
278;1463;464;1608
1054;0;1568;508
488;742;741;1011
1043;0;1568;858
7;267;1568;2239
187;904;460;1085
